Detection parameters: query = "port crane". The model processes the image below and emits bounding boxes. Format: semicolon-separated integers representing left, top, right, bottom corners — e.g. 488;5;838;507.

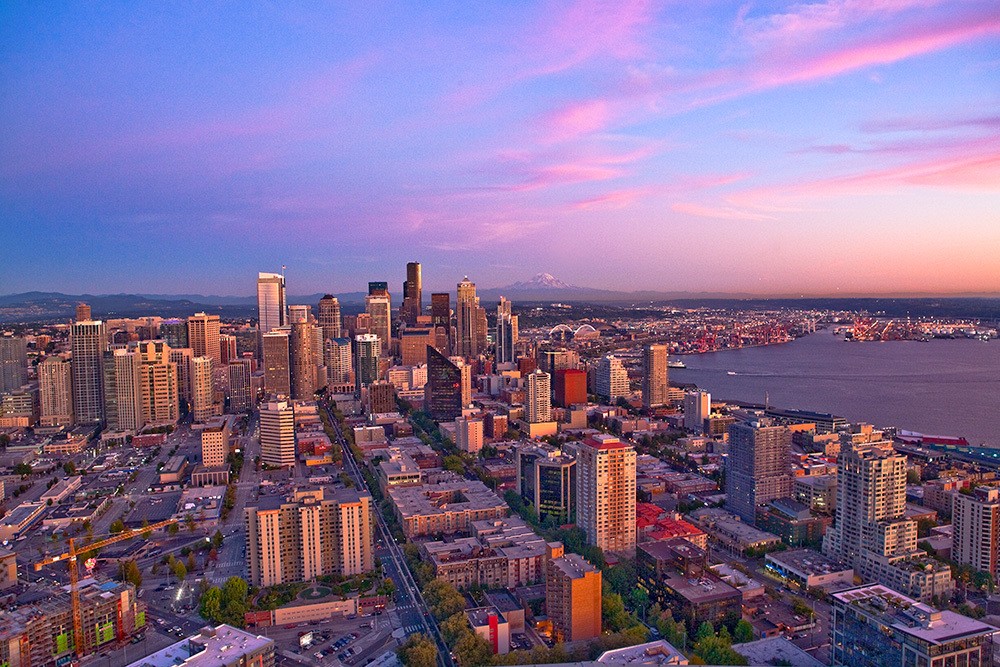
33;517;179;660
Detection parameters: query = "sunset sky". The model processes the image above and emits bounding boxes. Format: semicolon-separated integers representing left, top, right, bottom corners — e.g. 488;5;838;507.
2;1;998;296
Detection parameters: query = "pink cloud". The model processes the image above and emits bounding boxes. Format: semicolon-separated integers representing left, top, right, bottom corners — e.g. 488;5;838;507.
512;163;623;192
861;113;1000;133
541;99;612;142
671;202;777;221
573;172;750;210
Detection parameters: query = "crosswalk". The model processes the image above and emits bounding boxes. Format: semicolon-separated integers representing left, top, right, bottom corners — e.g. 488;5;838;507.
402;625;425;634
217;559;244;569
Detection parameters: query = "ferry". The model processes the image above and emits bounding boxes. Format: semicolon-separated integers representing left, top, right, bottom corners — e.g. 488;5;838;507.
667;360;686;369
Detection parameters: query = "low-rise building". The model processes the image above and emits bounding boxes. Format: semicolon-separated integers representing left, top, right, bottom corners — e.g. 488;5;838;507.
126;624;274;667
467;606;510;655
764;548;854;590
387;472;508;538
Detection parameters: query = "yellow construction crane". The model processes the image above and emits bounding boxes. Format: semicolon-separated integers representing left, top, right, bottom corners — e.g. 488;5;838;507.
34;517;179;659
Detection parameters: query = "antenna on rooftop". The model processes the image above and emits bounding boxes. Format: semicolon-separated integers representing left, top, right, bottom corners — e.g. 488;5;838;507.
281;264;286;279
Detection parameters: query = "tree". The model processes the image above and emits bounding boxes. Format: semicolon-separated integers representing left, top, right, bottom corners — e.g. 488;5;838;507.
440;612;473;647
109;519;126;534
397;634;438;667
733;619;754;644
13;463;32;476
696;621;715;642
172;560;187;582
0;433;10;448
200;586;223;623
120;560;142;588
185;513;196;532
187;551;197;572
454;632;492;667
693;636;748;666
602;593;630;633
220;577;249;626
377;577;396;598
63;461;77;475
168;522;179;535
424;579;466;621
211;530;224;548
140;519;152;539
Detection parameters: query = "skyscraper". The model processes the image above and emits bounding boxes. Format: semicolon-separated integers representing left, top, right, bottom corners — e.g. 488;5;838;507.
365;293;392;354
431;292;452;354
187;312;221;366
641;343;668;409
401;262;422;325
262;331;291;396
425;346;463;421
324;337;353;385
683;390;711;433
576;434;636;553
227;358;254;413
317;295;342;340
952;487;1000;580
595;355;628;402
553;369;587;408
257;272;287;336
169;347;194;409
38;357;74;427
75;303;92;322
354;334;381;392
496;297;518;365
159;319;188;349
190;355;214;423
516;445;576;524
725;420;792;524
526;370;552;423
546;544;602;643
136;340;179;426
0;335;28;392
70;320;108;425
456;277;485;358
105;347;144;433
219;334;237;365
290;318;317;401
260;400;296;468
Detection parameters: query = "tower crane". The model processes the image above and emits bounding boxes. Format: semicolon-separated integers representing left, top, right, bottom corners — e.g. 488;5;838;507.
33;517;179;660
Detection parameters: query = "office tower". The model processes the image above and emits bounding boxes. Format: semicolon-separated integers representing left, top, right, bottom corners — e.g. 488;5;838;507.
290;319;317;400
187;312;221;365
354;334;381;392
449;356;472;406
136;340;179;426
75;303;92;322
38;357;74;427
190;356;215;423
425;346;463;421
228;359;254;413
401;262;422;325
526;370;552;423
553;369;587;407
245;487;374;586
0;335;28;392
201;419;231;467
317;295;342;340
456;276;485;358
367;381;395;415
159;318;188;349
830;584;994;667
576;434;636;553
684;390;711;433
257;272;287;335
455;417;484;453
365;293;392;353
725;420;792;524
324;337;353;385
260;400;296;467
262;331;291;396
104;348;144;433
288;304;310;324
70;320;108;424
952;487;1000;579
219;334;237;365
169;347;194;407
496;297;518;365
368;281;389;296
641;344;668;409
517;445;576;524
595;355;628;402
431;292;452;354
545;543;602;642
400;328;434;366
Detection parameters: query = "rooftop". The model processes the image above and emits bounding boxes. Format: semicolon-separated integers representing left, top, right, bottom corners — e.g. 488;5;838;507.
126;625;273;667
734;637;825;667
766;548;852;577
551;553;600;580
596;640;686;666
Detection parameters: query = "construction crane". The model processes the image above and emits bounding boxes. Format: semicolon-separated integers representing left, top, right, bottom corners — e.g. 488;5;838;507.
33;517;179;660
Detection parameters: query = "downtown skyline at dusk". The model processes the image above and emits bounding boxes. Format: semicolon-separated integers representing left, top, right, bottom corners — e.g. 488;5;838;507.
2;1;999;295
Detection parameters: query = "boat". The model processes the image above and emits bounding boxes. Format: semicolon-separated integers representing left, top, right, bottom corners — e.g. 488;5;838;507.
667;360;686;369
727;371;737;376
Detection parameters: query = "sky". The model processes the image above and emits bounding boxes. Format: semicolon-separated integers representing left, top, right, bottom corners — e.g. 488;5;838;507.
1;1;998;297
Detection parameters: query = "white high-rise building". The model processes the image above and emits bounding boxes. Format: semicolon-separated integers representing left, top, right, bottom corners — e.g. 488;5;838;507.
455;417;484;453
107;347;144;433
595;355;628;402
71;320;108;425
260;400;296;468
576;434;636;554
683;390;711;433
324;338;353;385
526;369;552;423
952;487;1000;580
190;356;215;423
257;272;287;336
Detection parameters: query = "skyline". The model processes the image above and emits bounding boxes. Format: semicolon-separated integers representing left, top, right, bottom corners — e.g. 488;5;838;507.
2;1;999;295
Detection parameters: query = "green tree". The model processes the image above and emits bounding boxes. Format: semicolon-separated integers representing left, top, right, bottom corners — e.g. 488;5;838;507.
168;522;179;535
187;551;197;572
109;519;126;534
211;530;224;548
440;612;473;647
424;579;466;621
454;632;492;667
13;463;32;476
172;560;187;582
397;634;438;667
185;513;196;532
377;577;396;598
120;560;142;588
696;621;715;642
601;593;630;633
63;461;77;475
733;619;754;644
141;519;152;539
200;586;223;623
693;636;748;666
220;577;249;626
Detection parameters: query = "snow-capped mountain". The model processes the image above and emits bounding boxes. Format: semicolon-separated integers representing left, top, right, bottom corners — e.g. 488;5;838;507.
500;273;574;291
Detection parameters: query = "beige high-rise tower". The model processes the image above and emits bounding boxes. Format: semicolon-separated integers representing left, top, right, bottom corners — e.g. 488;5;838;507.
190;355;215;423
576;434;636;553
260;400;296;467
526;369;552;423
187;312;221;366
641;343;669;409
39;357;74;427
137;341;179;426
